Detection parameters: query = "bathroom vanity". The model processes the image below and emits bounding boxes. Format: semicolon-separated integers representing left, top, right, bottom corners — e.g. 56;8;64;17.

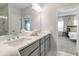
19;32;51;56
0;32;51;56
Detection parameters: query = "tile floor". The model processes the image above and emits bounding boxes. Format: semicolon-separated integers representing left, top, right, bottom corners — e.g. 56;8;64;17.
47;36;77;56
47;50;76;56
57;51;76;56
58;36;76;55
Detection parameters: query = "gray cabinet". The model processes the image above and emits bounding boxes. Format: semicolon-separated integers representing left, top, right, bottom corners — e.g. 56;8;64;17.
40;41;45;56
19;34;51;56
30;48;40;56
40;34;51;56
20;40;40;56
45;35;51;55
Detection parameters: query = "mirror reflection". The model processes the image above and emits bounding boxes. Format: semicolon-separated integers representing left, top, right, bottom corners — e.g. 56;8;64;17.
22;16;31;31
0;3;8;35
57;7;77;55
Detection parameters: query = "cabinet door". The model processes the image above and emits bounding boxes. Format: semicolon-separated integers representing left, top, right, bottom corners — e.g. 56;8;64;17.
30;48;40;56
20;40;39;56
45;39;49;54
41;51;45;56
45;36;51;55
41;37;45;44
40;37;45;56
41;43;45;53
43;34;51;55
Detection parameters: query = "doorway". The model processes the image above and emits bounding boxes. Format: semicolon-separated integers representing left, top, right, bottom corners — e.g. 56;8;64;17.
57;8;77;55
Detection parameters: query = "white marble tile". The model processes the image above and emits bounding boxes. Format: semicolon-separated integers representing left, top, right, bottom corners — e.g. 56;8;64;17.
47;36;76;56
57;36;76;55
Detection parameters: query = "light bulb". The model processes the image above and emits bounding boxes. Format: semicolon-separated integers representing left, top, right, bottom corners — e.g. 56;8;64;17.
32;3;42;12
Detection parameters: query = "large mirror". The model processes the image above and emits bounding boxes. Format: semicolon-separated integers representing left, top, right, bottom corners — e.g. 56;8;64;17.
21;3;42;32
0;3;42;35
0;3;8;35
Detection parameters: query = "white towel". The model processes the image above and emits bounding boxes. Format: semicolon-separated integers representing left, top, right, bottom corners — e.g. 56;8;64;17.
0;43;20;56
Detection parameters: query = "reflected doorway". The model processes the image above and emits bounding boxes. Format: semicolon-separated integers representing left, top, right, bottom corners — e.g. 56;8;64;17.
57;8;77;55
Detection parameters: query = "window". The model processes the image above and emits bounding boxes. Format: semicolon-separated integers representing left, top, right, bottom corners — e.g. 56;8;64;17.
74;19;77;25
58;21;64;32
23;16;31;31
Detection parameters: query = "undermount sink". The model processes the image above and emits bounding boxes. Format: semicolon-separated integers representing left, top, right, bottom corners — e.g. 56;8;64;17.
4;38;32;47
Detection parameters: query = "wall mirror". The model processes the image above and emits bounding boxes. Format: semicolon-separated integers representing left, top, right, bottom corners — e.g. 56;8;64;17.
21;3;42;32
0;3;8;35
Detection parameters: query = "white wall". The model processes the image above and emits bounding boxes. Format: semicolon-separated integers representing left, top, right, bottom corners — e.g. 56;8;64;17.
8;4;21;34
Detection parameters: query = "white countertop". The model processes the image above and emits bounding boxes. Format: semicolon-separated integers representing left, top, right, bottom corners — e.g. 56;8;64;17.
14;31;51;51
0;31;51;56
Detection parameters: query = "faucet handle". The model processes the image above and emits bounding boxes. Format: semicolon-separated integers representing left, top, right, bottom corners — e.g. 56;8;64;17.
17;36;19;39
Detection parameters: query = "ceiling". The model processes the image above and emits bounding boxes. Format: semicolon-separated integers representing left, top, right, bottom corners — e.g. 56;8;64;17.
10;3;45;9
0;3;32;9
0;3;78;9
0;3;45;9
10;3;32;8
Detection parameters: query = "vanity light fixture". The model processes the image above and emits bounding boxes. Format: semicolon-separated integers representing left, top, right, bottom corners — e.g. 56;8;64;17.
0;16;8;19
32;3;42;12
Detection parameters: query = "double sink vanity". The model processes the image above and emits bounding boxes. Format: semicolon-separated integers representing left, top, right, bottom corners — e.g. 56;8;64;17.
0;31;51;56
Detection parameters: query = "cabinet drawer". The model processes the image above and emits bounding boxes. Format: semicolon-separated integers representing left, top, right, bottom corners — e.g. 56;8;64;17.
20;40;39;56
41;51;45;56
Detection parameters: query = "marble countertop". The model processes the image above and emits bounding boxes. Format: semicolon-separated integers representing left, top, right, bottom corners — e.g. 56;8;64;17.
0;31;51;56
5;31;51;51
16;31;51;51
